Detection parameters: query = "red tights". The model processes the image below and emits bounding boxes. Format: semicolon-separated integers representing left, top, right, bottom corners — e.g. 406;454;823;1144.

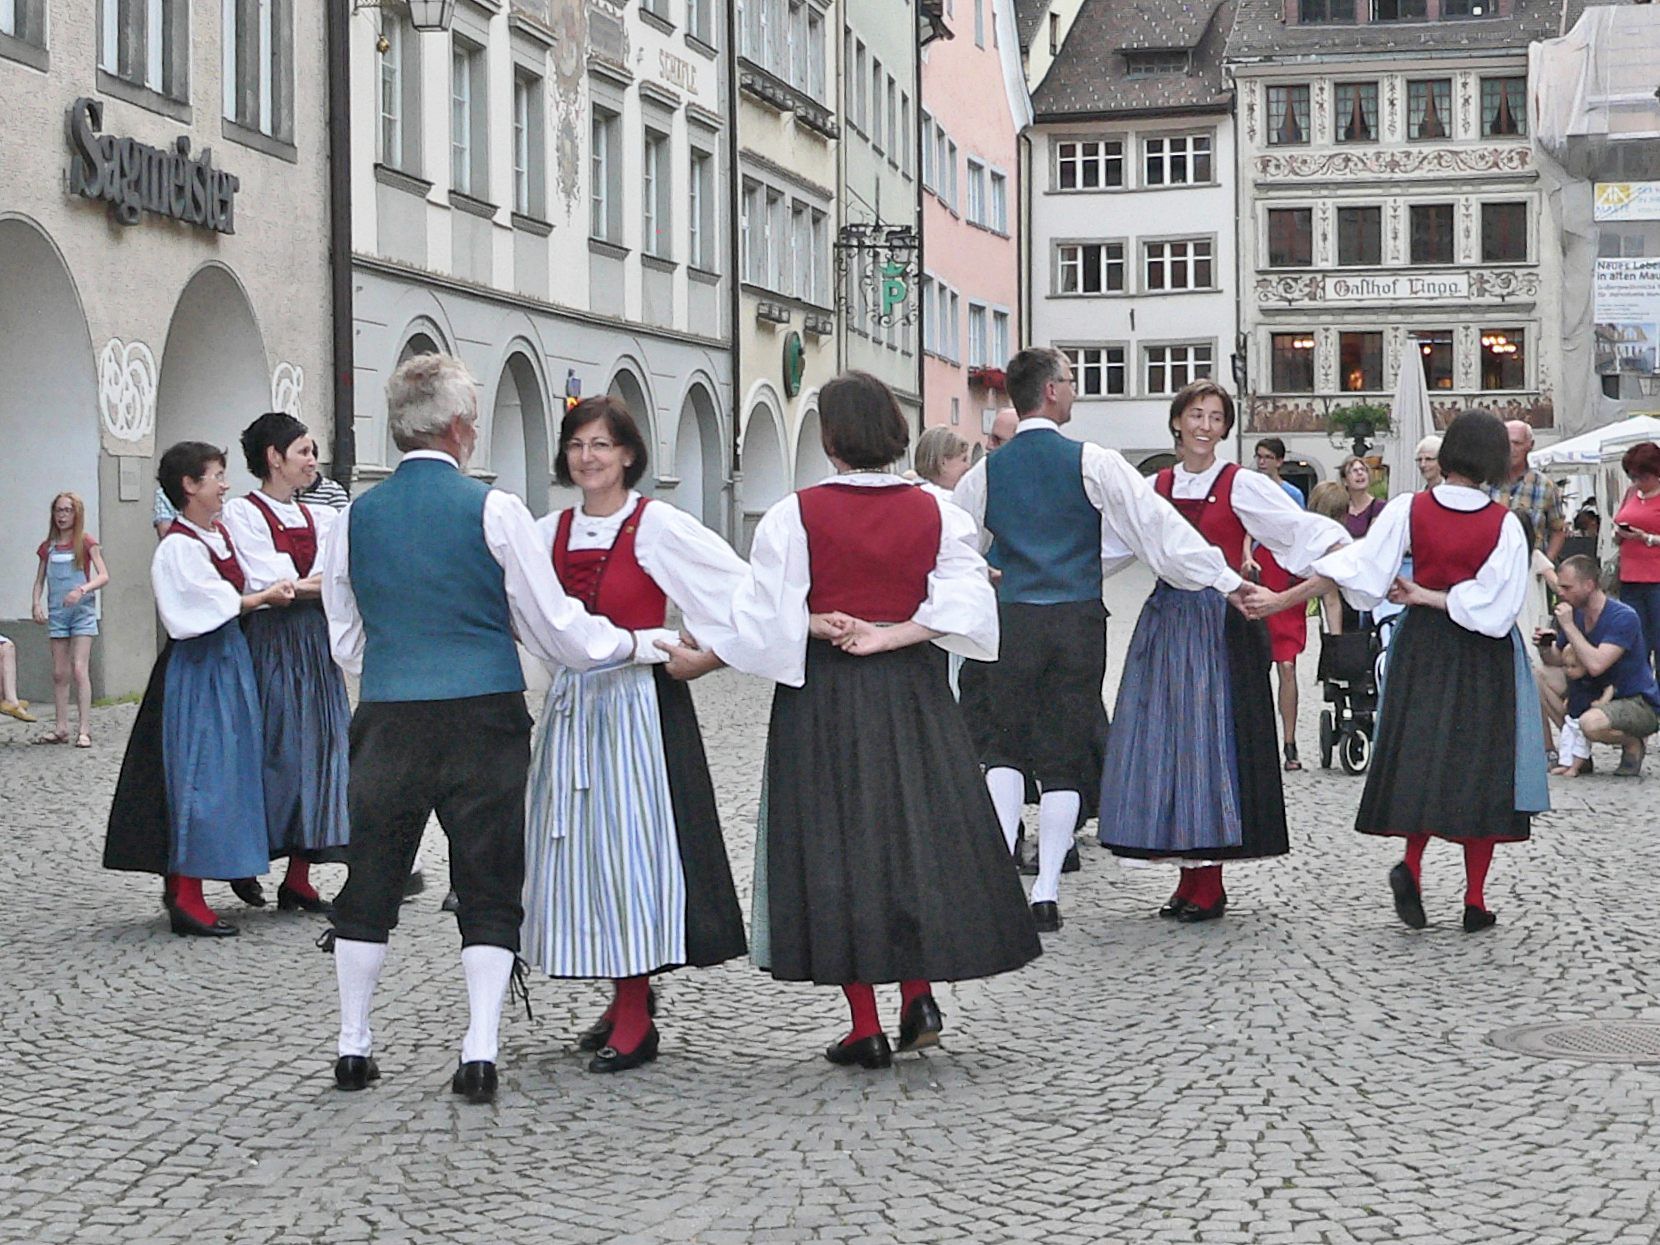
167;875;217;926
282;857;317;900
840;980;932;1044
1181;865;1225;908
1401;834;1495;910
607;976;653;1054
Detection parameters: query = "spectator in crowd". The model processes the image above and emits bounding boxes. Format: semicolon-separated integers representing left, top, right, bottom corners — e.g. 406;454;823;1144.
1340;456;1385;539
31;491;109;748
1415;435;1444;489
913;427;972;501
984;407;1018;452
298;468;351;511
1613;441;1660;678
0;635;36;722
1537;555;1660;777
1492;421;1566;559
153;484;179;540
1245;438;1311;771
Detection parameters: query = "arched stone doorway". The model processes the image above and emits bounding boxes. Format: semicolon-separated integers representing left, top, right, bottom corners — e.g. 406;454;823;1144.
0;219;99;625
739;399;788;553
607;366;656;493
384;328;444;468
489;352;551;514
674;383;724;531
793;405;831;488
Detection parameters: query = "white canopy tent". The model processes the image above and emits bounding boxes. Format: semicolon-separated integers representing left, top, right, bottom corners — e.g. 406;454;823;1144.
1529;415;1660;471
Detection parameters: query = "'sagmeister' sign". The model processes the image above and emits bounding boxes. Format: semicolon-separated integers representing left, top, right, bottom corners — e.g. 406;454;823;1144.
66;97;240;235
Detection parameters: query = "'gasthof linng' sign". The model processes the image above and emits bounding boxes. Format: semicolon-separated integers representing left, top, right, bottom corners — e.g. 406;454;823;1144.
66;97;240;235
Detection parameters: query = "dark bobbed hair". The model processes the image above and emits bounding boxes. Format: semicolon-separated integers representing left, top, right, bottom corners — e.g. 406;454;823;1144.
1438;409;1511;487
555;396;649;489
158;441;228;510
818;371;909;470
1004;347;1067;417
1255;436;1287;460
1168;379;1237;442
1622;441;1660;480
241;411;310;480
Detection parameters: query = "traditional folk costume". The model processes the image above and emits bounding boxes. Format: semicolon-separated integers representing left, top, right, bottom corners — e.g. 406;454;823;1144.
952;420;1246;922
521;495;748;1069
320;451;667;1098
1309;485;1544;931
104;519;269;934
222;494;350;903
717;474;1040;1063
1097;461;1347;919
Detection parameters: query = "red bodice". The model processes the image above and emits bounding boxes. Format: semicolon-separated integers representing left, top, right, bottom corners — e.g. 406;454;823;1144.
797;483;940;621
551;497;668;629
168;520;247;592
1155;463;1248;573
1408;492;1509;591
245;492;319;577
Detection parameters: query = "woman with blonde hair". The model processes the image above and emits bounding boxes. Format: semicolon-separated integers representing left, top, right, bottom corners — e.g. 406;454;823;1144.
913;426;972;500
30;491;109;747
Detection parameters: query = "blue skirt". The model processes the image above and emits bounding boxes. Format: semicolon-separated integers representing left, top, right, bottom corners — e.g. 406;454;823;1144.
243;603;351;859
162;620;269;879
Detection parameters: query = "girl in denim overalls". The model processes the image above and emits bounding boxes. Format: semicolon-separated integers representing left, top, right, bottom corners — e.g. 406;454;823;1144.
30;492;109;747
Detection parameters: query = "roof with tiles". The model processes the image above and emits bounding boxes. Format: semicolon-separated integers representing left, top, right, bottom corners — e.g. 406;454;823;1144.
1031;0;1236;120
1225;0;1600;63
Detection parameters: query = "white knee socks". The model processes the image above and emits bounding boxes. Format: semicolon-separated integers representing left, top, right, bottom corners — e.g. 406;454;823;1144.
1031;790;1081;905
336;938;388;1058
460;944;515;1064
986;767;1025;854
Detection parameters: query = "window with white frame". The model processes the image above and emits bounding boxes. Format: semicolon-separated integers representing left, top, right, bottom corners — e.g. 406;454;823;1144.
1144;343;1214;395
966;160;988;226
871;58;884;153
973;0;985;45
791;202;812;301
969;304;989;367
853;39;866;131
767;188;787;291
642;0;670;20
690;148;716;269
643;127;671;258
989;170;1007;232
591;106;622;241
1142;133;1212;186
1057;242;1126;295
511;71;545;218
899;93;912;177
947;290;961;362
807;6;825;101
920;276;936;352
1061;345;1127;397
0;0;45;48
886;76;898;163
921;112;935;187
223;0;294;142
992;311;1010;368
740;180;762;282
811;209;828;305
101;0;187;99
450;38;487;197
1055;137;1124;191
377;13;402;165
1143;238;1214;291
945;140;959;208
788;0;806;89
688;0;713;45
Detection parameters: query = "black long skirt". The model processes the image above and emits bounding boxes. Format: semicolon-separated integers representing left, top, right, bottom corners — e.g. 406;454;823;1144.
102;644;172;876
759;641;1042;985
1358;607;1529;843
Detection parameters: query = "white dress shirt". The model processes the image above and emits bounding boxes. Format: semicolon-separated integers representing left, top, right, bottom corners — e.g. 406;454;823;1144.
222;492;339;595
151;518;243;641
1168;459;1349;578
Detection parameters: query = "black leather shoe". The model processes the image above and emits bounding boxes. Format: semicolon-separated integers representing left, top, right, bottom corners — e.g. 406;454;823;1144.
1463;905;1497;934
450;1060;497;1103
1388;862;1427;930
334;1055;379;1091
230;878;267;908
277;884;335;915
440;889;460;914
1062;844;1081;873
402;870;426;899
1158;892;1191;919
589;1024;661;1074
824;1032;892;1069
577;987;660;1052
169;908;238;937
896;995;944;1053
1177;895;1227;923
1030;900;1062;932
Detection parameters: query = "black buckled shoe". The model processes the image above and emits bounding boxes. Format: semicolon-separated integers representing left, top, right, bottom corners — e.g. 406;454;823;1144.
577;986;659;1052
1030;900;1062;932
230;878;267;908
896;996;944;1053
451;1060;497;1104
1062;844;1082;874
1158;892;1191;919
824;1032;892;1070
1176;894;1227;923
1388;862;1427;930
168;908;238;937
334;1055;380;1091
589;1024;660;1074
440;889;460;914
1462;905;1497;934
402;870;426;900
277;884;335;915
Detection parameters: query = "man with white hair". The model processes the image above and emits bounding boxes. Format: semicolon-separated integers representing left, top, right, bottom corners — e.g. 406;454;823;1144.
1491;420;1565;559
319;353;675;1104
1414;434;1444;489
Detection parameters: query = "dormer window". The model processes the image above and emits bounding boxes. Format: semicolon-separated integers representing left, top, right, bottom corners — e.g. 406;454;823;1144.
1123;49;1189;77
1299;0;1355;23
1372;0;1427;19
1443;0;1492;17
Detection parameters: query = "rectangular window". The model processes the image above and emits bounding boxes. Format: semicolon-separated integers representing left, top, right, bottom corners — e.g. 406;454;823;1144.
102;0;184;97
1334;81;1378;143
643;128;671;258
993;311;1010;368
969;304;989;367
1337;206;1382;265
690;150;715;269
886;77;898;163
1373;0;1427;19
1443;0;1491;17
378;14;402;165
1144;343;1214;395
1298;0;1355;23
1339;331;1384;391
1267;85;1311;146
807;8;824;100
1271;333;1317;393
450;44;472;194
223;0;294;142
973;0;984;46
989;171;1007;232
948;290;961;362
642;0;670;18
1062;346;1127;397
1416;330;1455;390
871;57;884;153
945;140;959;209
1481;77;1527;138
921;113;935;188
1143;133;1213;186
1124;50;1188;76
1267;208;1314;268
1410;203;1455;264
740;180;762;282
1055;137;1124;190
511;74;538;216
900;94;912;176
1481;201;1528;263
811;209;828;305
767;188;786;291
1481;328;1525;390
853;39;866;131
1144;238;1214;290
591;107;621;241
688;0;713;45
1407;78;1452;141
967;160;987;225
792;202;812;301
1057;242;1126;295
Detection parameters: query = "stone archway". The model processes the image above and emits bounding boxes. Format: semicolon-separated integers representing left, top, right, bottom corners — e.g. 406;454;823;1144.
489;351;551;514
674;383;725;531
607;367;656;493
739;399;788;553
384;328;446;467
793;405;831;488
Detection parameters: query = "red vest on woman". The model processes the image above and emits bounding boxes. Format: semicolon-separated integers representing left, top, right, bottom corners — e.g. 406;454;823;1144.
168;521;247;592
1409;491;1509;591
796;483;940;621
551;497;668;629
245;492;319;577
1155;463;1248;574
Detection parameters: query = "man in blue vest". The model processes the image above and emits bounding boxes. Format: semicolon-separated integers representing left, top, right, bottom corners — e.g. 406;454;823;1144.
953;347;1248;932
319;353;676;1103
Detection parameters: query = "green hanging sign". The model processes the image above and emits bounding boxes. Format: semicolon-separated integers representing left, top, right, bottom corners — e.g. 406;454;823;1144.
881;261;909;317
782;331;805;398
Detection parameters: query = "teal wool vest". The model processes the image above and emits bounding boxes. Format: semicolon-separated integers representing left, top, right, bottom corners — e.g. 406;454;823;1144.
984;429;1102;605
348;457;526;703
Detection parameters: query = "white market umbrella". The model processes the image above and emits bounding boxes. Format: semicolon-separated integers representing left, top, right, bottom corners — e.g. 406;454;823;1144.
1389;337;1433;495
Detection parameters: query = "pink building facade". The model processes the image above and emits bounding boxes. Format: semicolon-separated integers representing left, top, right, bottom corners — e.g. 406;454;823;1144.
920;0;1033;444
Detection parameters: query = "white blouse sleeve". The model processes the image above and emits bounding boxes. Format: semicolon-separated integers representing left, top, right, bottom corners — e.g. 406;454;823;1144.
1447;511;1530;638
1081;445;1244;594
1230;470;1351;576
318;502;363;675
151;536;242;641
632;503;772;673
914;495;999;661
949;460;992;555
220;498;294;594
710;497;812;687
1309;494;1413;613
307;501;339;554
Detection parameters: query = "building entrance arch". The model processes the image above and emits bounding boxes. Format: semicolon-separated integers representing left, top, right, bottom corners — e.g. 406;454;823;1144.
674;384;724;531
607;367;657;493
490;352;551;514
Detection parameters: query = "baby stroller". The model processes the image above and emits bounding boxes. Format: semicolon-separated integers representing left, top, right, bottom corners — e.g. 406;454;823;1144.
1316;621;1380;775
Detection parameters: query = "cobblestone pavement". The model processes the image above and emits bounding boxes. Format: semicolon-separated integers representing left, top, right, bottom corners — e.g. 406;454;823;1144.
5;565;1660;1244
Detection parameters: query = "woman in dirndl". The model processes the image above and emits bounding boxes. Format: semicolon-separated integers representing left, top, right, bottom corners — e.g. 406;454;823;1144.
721;371;1040;1070
1253;410;1544;932
221;412;350;915
104;442;296;936
520;396;749;1075
1098;380;1347;922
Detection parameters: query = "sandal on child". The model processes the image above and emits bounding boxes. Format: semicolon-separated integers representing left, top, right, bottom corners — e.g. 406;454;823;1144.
75;733;92;749
32;730;69;745
1283;742;1303;772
